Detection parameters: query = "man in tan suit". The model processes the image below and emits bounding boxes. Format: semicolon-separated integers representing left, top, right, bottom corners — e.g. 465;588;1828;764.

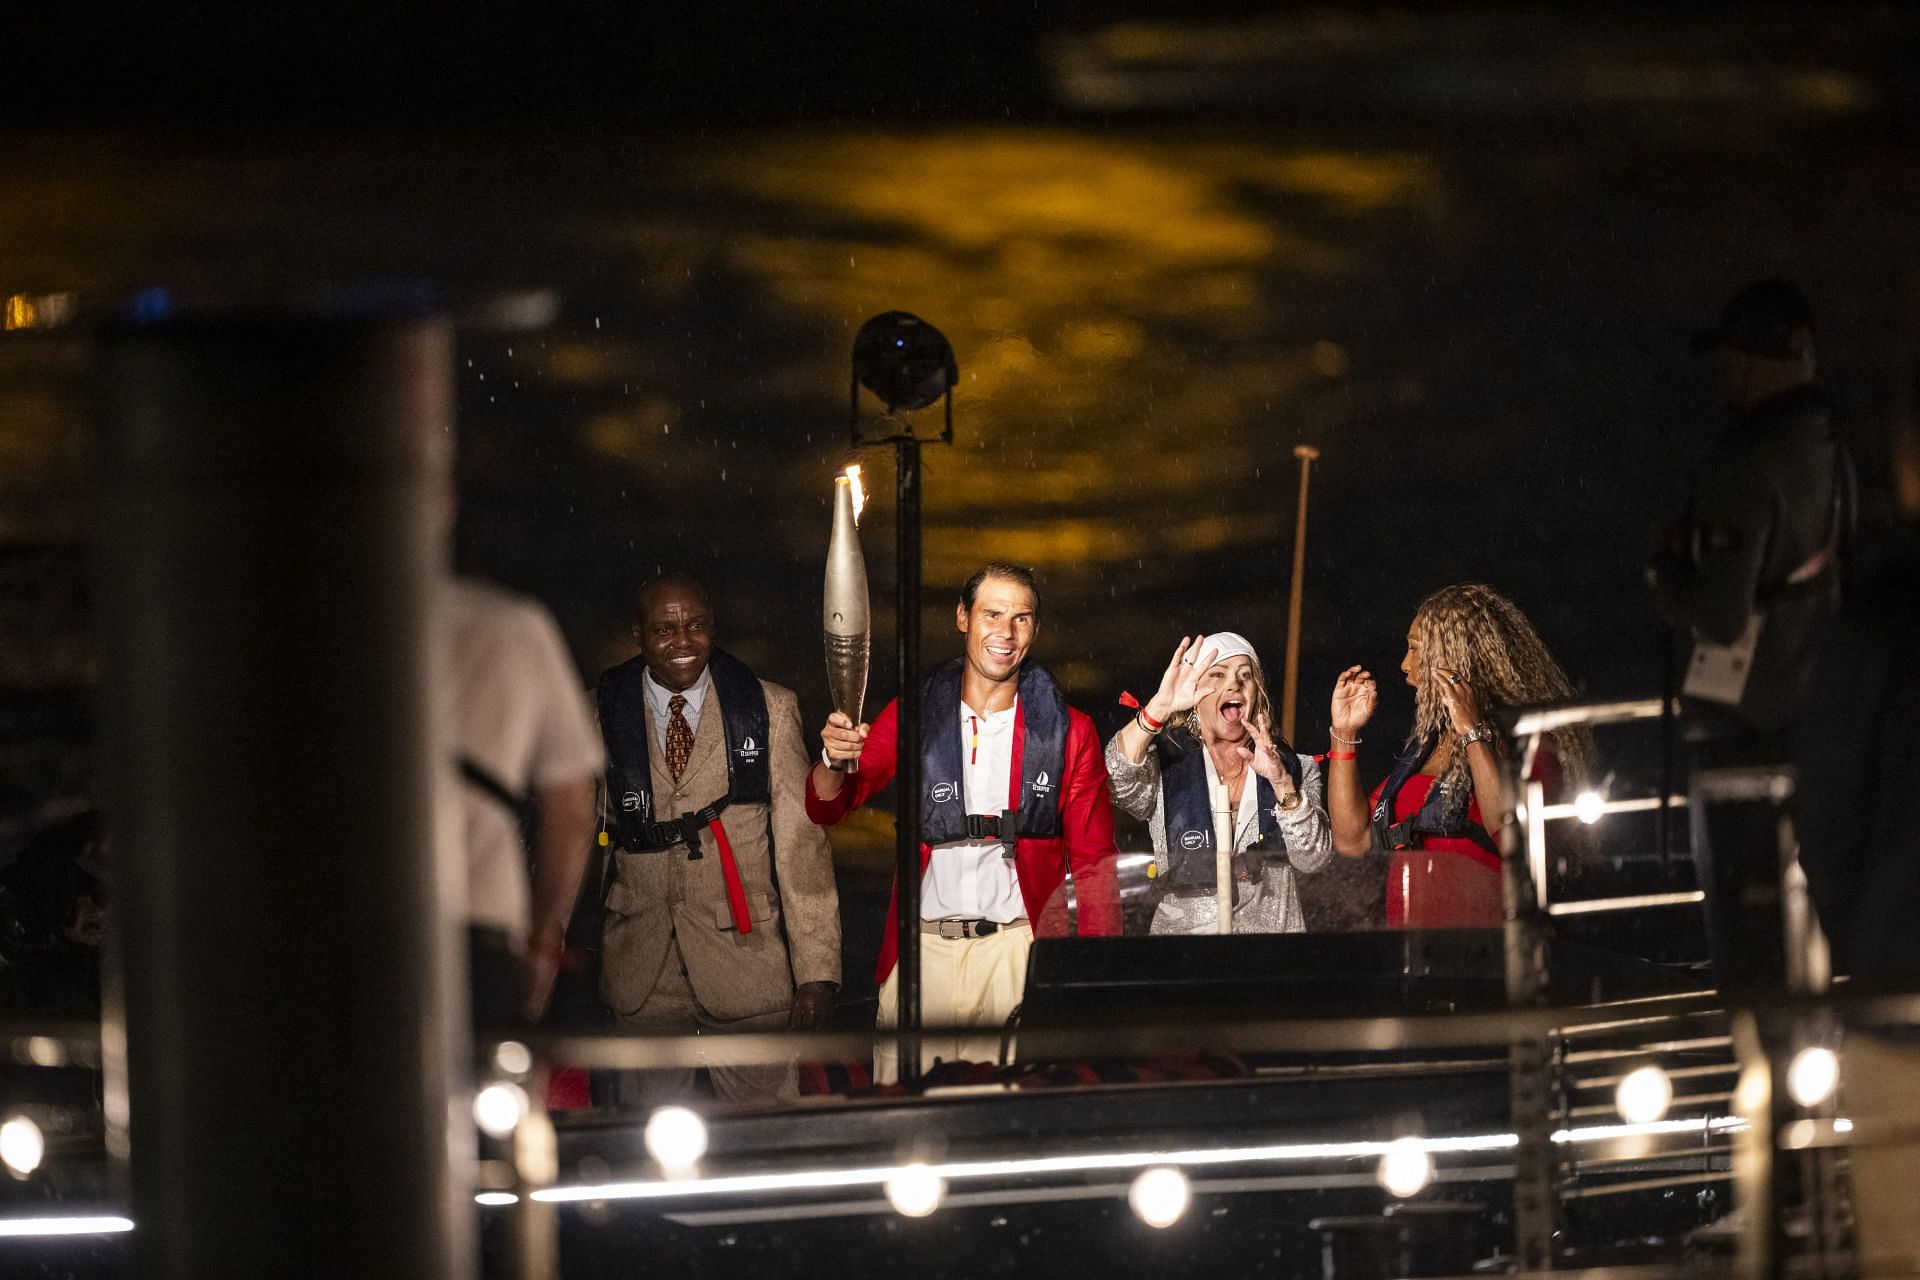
596;575;840;1106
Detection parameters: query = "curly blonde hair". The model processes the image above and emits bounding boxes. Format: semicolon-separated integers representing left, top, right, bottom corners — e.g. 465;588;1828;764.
1408;584;1595;791
1170;653;1278;748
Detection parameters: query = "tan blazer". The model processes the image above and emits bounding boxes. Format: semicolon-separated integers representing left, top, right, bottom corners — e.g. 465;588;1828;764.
599;679;841;1023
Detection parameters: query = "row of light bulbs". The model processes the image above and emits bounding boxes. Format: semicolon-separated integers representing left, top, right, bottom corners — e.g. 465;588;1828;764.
1612;1046;1839;1127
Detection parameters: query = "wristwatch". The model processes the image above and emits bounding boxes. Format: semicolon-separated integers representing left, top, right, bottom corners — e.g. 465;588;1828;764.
1457;723;1495;750
1273;790;1304;818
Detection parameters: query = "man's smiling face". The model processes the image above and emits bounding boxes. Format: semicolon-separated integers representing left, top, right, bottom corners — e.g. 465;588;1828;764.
956;574;1037;686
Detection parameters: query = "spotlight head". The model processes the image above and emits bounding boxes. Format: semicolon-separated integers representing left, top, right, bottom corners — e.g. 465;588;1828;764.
852;312;956;414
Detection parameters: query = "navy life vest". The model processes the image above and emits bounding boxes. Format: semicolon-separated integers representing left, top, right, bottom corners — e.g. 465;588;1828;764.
1369;734;1500;858
597;648;771;854
1158;731;1303;889
919;658;1068;852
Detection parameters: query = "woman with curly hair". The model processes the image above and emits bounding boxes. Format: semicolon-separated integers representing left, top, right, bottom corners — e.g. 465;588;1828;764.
1107;632;1333;934
1324;584;1593;928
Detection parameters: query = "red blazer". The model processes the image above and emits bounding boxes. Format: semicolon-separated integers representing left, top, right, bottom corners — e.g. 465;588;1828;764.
805;693;1123;983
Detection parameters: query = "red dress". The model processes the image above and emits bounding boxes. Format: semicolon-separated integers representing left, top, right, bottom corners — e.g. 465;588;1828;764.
1374;750;1561;928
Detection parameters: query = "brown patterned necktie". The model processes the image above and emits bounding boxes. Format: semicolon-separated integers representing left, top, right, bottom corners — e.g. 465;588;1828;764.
665;693;694;782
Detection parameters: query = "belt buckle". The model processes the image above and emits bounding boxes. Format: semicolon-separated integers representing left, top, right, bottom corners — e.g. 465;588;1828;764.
937;920;967;940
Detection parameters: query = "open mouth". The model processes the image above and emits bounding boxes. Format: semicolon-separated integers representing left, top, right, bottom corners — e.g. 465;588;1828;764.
985;642;1016;661
1219;697;1245;725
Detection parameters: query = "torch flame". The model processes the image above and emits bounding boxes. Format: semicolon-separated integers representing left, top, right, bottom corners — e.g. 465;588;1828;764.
843;464;866;524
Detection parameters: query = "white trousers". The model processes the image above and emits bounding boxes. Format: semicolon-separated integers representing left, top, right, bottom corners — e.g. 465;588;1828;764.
873;921;1032;1084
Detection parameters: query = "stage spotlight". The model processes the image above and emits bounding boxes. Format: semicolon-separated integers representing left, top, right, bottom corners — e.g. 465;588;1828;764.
1787;1047;1840;1108
1615;1065;1673;1124
885;1163;946;1218
852;312;956;414
1573;789;1606;825
1128;1166;1191;1229
643;1107;709;1174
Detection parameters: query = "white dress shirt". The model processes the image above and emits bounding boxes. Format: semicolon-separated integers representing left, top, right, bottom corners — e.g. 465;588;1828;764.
920;699;1026;923
644;667;711;757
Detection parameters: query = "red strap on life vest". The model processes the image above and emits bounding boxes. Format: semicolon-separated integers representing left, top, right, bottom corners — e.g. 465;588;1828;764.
707;817;754;934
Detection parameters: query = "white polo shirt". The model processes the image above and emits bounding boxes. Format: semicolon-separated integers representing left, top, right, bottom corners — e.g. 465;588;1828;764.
920;699;1026;923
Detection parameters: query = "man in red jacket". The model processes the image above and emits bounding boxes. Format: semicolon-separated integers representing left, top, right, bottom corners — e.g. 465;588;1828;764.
808;562;1121;1082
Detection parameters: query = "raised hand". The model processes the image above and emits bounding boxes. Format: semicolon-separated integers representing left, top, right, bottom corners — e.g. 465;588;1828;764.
1239;714;1296;796
1330;665;1378;735
1148;635;1220;722
1433;667;1482;735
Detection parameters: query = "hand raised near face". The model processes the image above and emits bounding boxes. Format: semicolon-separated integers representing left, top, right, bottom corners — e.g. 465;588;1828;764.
1237;714;1296;795
1147;634;1221;721
1432;667;1482;735
1330;665;1378;735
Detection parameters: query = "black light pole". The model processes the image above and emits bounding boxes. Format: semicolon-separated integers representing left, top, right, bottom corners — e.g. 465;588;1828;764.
851;313;956;1086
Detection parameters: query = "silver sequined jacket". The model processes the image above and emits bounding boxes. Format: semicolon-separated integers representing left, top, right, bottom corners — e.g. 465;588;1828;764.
1104;730;1334;934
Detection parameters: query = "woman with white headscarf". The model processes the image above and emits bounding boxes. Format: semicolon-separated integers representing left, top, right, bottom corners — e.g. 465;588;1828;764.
1105;633;1334;934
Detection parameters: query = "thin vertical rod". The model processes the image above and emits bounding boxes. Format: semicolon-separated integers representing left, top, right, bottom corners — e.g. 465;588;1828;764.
1280;445;1318;744
894;438;924;1083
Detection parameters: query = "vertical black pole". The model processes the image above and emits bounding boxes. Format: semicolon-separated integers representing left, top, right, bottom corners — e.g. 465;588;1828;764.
894;437;923;1083
97;315;466;1279
1657;628;1679;870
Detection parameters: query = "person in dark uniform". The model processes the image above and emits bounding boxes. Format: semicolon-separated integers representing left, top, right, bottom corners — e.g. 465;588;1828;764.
1649;278;1851;992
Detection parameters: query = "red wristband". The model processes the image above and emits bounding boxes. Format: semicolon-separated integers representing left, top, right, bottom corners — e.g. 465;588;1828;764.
1137;707;1165;732
1324;750;1357;761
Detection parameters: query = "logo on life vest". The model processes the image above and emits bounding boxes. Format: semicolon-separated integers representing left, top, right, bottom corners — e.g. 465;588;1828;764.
622;791;648;815
931;782;959;804
1179;830;1207;851
1031;770;1053;797
735;735;762;764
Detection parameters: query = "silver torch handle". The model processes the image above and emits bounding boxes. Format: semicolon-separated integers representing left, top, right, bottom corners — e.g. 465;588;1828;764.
823;475;870;773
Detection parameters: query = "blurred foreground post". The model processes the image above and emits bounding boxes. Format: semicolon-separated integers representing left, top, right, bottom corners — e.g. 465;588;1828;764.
97;314;468;1279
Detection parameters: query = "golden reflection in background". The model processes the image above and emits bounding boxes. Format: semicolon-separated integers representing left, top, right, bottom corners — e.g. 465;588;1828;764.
606;131;1438;619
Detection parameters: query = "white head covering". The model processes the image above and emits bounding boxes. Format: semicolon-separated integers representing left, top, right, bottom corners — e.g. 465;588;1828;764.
1195;631;1259;671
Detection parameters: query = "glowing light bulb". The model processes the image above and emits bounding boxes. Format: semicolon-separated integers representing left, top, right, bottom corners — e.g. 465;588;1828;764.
1787;1047;1841;1107
0;1116;46;1177
1615;1065;1674;1124
1128;1165;1190;1228
493;1040;533;1078
473;1082;530;1139
643;1107;708;1173
1573;790;1606;825
1377;1139;1433;1198
884;1163;945;1217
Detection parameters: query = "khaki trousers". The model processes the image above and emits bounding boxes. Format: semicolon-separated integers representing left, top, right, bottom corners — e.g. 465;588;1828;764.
614;933;796;1109
874;921;1032;1085
1845;1030;1920;1277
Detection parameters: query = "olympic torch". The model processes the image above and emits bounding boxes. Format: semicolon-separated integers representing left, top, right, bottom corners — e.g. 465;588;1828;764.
823;464;870;772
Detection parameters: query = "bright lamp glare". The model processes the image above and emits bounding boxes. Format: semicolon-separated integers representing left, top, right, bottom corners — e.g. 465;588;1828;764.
1573;790;1606;825
1377;1139;1433;1198
473;1083;530;1139
1787;1047;1841;1107
644;1107;709;1173
884;1163;945;1218
1615;1065;1674;1124
1128;1165;1190;1228
0;1117;45;1177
